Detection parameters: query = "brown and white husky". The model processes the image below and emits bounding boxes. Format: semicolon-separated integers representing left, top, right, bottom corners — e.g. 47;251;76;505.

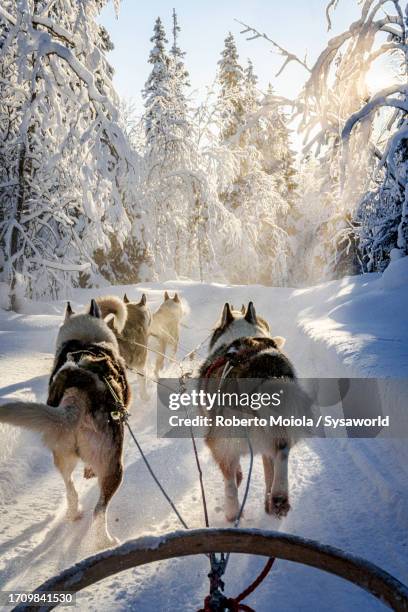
199;302;302;522
0;299;131;549
150;291;184;377
98;293;151;399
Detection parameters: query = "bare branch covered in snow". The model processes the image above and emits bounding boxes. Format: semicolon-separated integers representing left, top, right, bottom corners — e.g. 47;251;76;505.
235;19;311;76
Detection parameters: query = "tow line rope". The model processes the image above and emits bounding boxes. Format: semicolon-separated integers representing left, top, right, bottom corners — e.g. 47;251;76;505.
195;357;274;611
118;330;213;369
103;330;214;532
104;376;189;530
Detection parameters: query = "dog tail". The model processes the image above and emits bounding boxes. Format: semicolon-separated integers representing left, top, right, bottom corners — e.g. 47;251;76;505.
97;295;127;333
0;399;81;435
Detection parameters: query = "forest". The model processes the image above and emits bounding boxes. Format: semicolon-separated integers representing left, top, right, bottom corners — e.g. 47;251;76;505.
0;0;407;303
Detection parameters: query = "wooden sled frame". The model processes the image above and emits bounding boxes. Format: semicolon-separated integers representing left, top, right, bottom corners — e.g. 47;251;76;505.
15;528;408;611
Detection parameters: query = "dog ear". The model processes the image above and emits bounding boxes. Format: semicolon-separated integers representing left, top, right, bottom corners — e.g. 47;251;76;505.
123;293;130;304
244;302;257;324
89;298;101;319
273;336;286;349
220;303;234;327
139;293;147;306
241;304;245;314
64;301;74;321
173;293;180;303
164;291;170;301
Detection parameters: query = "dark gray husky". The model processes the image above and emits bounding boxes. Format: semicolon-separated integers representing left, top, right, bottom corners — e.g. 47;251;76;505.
0;299;131;548
199;302;304;522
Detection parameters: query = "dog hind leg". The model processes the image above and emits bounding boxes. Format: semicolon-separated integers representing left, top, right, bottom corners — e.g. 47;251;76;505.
137;353;149;401
262;454;275;514
154;339;167;377
270;441;291;518
170;331;179;357
219;459;240;522
53;451;82;521
236;462;243;487
92;460;123;548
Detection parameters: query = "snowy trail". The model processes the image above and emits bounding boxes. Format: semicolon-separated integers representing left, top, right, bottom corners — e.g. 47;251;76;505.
0;279;407;611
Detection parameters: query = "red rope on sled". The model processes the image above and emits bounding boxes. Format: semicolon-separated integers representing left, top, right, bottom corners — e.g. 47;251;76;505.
199;557;275;612
234;557;275;604
201;595;253;611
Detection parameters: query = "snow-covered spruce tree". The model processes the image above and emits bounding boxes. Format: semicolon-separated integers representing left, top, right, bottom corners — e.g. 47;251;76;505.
142;14;216;281
239;1;406;281
217;32;245;143
215;39;291;285
259;85;297;206
0;0;141;304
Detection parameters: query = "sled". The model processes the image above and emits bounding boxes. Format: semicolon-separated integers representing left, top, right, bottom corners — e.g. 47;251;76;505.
13;528;408;611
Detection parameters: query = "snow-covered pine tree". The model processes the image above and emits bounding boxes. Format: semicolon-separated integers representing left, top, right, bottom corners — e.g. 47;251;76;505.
259;85;297;205
143;17;172;149
142;16;186;278
170;8;190;97
217;33;245;143
142;14;217;281
243;59;258;115
214;44;291;285
0;0;141;305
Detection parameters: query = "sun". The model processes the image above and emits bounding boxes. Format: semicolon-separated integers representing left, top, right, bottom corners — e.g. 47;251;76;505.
365;57;400;95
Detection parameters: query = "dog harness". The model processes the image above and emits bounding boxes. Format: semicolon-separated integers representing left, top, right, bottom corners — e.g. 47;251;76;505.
48;340;130;422
202;337;281;380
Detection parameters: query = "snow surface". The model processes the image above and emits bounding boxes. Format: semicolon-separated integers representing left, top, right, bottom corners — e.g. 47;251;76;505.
0;270;408;611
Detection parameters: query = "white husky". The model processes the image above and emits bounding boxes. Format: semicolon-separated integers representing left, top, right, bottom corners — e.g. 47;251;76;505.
150;291;184;376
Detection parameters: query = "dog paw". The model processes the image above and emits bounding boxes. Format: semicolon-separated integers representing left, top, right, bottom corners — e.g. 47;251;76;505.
66;507;83;522
265;493;291;518
96;533;120;550
225;500;240;522
265;493;273;514
83;466;96;479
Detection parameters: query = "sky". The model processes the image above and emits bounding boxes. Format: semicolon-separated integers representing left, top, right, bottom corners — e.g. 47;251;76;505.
100;0;397;125
100;0;366;112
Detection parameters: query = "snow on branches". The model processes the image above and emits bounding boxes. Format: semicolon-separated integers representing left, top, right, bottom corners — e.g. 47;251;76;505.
214;33;296;285
239;0;408;280
3;0;404;297
0;0;141;303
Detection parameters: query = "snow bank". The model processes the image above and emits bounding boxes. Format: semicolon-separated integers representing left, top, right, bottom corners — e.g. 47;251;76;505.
378;255;408;291
296;269;408;377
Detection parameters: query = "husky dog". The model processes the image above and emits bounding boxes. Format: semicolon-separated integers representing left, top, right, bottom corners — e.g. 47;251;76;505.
0;299;131;549
199;302;301;522
150;291;184;377
98;294;151;399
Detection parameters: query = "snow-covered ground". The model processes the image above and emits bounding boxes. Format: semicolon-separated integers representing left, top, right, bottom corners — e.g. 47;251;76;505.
1;262;408;611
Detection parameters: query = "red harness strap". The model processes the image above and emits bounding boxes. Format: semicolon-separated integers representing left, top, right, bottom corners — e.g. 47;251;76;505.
203;355;229;379
200;557;275;611
203;340;270;381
